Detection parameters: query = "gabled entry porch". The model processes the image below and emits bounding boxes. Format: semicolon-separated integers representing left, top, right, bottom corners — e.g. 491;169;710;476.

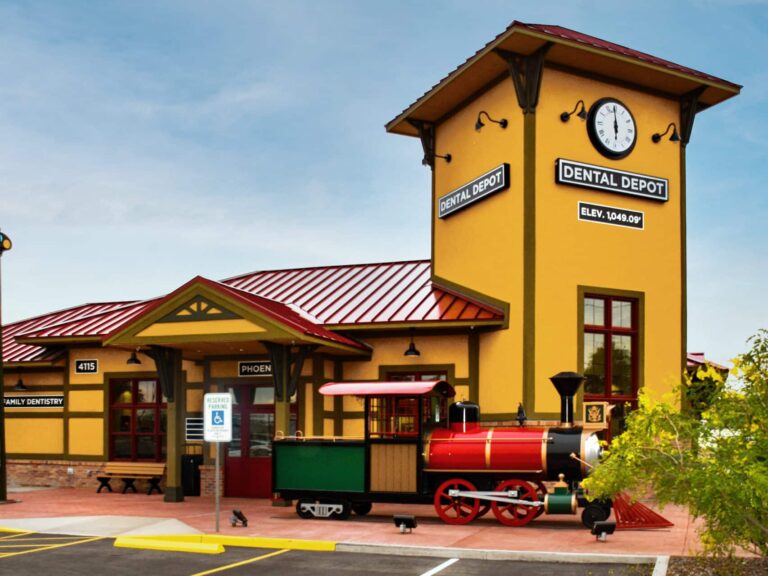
105;276;370;501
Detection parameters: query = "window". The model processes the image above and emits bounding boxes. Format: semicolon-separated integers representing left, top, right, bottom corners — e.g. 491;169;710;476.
110;378;166;461
582;295;639;439
369;397;419;438
368;370;450;437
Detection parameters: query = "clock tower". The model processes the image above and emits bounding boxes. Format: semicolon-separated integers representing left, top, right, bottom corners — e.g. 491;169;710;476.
386;22;740;431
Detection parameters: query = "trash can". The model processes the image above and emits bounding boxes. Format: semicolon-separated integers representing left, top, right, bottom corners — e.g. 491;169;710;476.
181;455;203;496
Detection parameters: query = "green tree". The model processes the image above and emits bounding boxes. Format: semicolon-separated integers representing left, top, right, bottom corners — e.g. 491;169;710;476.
582;329;768;557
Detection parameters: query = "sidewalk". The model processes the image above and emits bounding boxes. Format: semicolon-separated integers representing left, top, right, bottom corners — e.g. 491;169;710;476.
0;486;702;558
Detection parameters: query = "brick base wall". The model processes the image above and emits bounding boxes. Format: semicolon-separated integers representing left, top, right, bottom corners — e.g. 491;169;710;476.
8;460;107;489
200;464;224;497
8;459;168;493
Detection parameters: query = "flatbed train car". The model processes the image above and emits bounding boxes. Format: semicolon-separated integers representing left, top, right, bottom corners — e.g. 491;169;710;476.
272;372;610;527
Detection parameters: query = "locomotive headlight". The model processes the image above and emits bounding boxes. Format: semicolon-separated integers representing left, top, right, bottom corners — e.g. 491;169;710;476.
583;433;602;473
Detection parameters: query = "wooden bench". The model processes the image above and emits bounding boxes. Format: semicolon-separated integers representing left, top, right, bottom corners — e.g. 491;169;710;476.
96;462;166;495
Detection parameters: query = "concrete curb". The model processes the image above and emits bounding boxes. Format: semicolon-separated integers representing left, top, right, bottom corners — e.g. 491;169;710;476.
120;533;336;552
114;536;224;555
336;542;658;565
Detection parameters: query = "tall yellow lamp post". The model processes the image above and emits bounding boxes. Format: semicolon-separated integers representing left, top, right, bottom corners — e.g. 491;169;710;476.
0;230;13;501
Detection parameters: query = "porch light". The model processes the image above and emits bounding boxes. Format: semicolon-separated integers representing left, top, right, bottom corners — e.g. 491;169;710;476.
560;99;587;122
404;330;420;357
475;110;508;131
13;376;27;392
652;122;681;143
126;350;141;365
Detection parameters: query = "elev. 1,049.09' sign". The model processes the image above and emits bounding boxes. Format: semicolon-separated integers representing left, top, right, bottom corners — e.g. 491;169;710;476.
438;164;510;218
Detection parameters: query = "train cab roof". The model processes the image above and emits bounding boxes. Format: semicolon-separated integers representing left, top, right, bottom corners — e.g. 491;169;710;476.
319;380;455;398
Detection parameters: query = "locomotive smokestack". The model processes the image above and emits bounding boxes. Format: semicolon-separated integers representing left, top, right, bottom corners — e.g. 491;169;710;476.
549;372;586;427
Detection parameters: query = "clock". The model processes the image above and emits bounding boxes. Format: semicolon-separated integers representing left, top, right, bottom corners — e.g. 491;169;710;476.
587;98;637;160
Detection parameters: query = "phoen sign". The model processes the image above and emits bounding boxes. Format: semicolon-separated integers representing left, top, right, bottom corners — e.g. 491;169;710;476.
238;360;272;378
556;159;668;202
438;163;510;218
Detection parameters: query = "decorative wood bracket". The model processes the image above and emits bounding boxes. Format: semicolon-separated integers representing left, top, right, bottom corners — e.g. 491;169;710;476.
407;119;436;169
494;43;552;113
679;86;707;146
146;346;182;403
264;342;317;401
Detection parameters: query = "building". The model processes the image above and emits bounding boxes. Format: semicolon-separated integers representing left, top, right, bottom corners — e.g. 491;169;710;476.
1;22;740;500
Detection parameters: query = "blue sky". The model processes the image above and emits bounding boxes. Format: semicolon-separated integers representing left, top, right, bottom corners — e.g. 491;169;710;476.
0;1;765;365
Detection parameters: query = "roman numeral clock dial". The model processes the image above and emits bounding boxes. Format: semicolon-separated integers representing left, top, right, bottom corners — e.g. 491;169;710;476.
587;98;637;159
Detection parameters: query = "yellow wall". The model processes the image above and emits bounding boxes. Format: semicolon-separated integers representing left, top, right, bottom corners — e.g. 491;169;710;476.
432;82;525;417
433;80;525;303
70;348;153;384
343;335;468;381
68;418;104;456
7;419;63;454
533;69;681;412
3;371;63;386
432;66;683;417
69;391;103;412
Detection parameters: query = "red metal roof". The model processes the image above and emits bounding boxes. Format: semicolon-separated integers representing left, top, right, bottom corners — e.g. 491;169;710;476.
387;21;741;136
521;23;740;90
687;352;729;372
224;260;503;326
320;380;455;397
6;260;503;362
2;301;141;363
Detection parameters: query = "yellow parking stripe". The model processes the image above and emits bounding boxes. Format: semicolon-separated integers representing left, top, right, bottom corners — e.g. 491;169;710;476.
0;531;31;541
0;536;104;559
189;548;289;575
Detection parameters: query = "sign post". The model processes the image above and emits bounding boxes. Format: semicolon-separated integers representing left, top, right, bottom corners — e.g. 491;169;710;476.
204;392;233;533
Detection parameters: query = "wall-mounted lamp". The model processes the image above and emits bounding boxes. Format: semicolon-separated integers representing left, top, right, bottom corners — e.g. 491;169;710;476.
434;153;452;163
126;349;142;365
475;110;508;132
516;402;527;427
560;100;587;122
652;122;681;143
404;330;420;357
14;375;28;391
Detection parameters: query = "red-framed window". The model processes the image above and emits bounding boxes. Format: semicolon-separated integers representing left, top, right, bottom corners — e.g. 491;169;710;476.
367;370;450;437
582;295;639;439
368;397;419;438
109;378;167;461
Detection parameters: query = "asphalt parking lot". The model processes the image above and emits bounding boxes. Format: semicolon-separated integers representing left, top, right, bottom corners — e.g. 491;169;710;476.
0;531;653;576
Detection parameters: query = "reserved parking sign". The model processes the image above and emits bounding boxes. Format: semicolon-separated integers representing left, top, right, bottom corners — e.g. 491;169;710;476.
203;393;233;442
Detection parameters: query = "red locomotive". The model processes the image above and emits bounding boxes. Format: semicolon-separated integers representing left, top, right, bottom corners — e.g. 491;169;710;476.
272;372;610;527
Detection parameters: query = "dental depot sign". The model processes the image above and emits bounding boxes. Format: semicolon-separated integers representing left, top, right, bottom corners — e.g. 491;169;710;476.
438;164;510;218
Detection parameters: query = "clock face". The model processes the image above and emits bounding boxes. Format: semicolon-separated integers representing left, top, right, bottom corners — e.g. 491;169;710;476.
587;98;637;159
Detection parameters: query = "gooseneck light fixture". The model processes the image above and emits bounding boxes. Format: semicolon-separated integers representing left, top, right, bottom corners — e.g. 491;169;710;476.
560;100;587;122
404;330;420;357
126;349;142;365
434;153;452;163
13;375;28;392
475;111;508;132
652;122;681;143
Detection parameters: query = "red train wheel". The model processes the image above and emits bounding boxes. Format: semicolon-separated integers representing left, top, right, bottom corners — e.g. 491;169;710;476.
433;478;480;525
491;479;538;526
528;480;547;519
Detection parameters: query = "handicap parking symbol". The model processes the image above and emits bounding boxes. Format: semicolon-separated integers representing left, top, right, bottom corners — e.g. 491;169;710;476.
212;409;225;426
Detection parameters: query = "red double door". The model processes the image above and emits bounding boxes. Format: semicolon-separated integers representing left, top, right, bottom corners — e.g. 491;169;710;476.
224;384;296;498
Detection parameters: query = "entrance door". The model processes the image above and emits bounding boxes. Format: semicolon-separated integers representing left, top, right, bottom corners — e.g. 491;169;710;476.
224;384;296;498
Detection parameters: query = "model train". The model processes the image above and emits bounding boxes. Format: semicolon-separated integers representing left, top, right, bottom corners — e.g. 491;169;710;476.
272;372;611;527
